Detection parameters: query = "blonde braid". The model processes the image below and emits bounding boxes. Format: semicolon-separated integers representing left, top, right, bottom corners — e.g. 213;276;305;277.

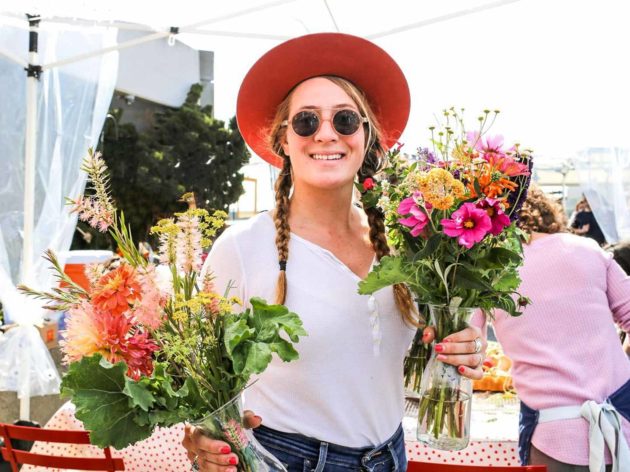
364;206;418;326
272;157;292;304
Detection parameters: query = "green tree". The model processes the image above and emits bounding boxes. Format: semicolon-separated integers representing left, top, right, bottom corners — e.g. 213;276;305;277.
71;84;249;250
146;84;249;214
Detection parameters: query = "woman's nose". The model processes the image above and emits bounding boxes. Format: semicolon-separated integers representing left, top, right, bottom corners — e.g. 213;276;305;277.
313;116;338;142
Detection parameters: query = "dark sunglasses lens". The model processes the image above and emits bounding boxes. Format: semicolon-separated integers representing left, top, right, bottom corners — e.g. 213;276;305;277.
291;111;320;137
333;110;362;135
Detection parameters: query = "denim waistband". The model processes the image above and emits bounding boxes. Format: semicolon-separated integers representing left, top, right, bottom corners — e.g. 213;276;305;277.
253;424;405;469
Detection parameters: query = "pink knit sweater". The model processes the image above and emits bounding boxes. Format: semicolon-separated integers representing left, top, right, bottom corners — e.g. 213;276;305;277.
477;232;630;465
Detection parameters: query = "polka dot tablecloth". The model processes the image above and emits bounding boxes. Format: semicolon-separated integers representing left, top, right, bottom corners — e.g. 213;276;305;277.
406;440;520;466
21;403;191;472
404;392;521;466
22;393;519;470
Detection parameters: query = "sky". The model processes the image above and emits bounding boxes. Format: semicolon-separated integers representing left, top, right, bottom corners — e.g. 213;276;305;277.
203;0;630;165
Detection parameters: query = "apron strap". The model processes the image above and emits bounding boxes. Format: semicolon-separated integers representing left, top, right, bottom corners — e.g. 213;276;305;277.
580;401;630;472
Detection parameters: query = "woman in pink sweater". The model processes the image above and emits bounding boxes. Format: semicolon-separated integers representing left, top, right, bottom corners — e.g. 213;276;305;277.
480;186;630;471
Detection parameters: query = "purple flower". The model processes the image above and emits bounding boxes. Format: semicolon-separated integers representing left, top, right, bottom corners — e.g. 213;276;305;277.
507;152;534;221
477;198;511;235
417;147;436;163
398;197;429;237
440;203;492;249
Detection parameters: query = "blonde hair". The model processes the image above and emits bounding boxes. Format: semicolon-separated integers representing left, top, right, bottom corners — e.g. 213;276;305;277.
267;76;417;326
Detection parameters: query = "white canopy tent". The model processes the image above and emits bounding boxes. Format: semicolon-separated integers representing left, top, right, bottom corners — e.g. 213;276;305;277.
0;0;629;419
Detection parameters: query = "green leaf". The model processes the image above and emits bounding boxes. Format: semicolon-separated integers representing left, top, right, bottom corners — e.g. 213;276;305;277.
413;234;441;261
358;256;409;295
473;178;483;197
488;247;522;267
495;295;518;316
268;312;308;343
148;409;185;427
249;298;307;342
61;355;152;449
224;316;255;356
361;189;380;208
123;378;155;412
243;342;273;375
270;339;299;362
493;272;522;291
453;265;493;291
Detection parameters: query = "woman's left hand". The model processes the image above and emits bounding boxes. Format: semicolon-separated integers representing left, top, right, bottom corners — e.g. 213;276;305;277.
422;325;486;380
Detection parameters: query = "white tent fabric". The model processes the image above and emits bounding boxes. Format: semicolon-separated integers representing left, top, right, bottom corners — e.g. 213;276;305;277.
0;23;118;322
0;23;117;418
574;148;630;243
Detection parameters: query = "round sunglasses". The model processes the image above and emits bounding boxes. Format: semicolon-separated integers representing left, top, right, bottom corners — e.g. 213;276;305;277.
281;108;369;137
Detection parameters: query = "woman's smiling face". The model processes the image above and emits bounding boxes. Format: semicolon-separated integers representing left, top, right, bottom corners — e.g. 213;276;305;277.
281;77;367;192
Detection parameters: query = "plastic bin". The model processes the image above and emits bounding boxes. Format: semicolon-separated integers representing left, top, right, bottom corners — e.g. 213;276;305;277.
59;250;114;290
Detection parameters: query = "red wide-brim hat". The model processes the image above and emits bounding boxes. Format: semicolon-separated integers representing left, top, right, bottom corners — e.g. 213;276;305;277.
236;32;411;168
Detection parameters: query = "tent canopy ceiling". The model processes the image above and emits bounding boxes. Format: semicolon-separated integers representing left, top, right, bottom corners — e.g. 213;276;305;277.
2;0;630;159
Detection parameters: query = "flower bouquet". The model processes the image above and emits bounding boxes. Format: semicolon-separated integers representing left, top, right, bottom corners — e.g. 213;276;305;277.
19;149;306;471
357;109;532;450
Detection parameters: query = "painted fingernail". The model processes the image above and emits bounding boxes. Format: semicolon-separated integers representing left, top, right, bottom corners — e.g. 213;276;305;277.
442;338;452;343
437;354;447;361
229;457;238;465
458;366;466;374
220;446;231;454
434;344;444;352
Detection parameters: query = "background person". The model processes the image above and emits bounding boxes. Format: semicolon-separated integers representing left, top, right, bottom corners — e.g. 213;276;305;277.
570;196;607;246
475;185;630;471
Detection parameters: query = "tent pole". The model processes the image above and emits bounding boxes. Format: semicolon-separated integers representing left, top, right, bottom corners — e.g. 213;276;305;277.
20;12;42;423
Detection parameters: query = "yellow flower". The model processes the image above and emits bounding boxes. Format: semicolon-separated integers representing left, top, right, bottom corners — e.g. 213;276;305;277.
429;195;455;210
451;143;478;164
452;180;467;199
172;309;188;323
418;168;465;210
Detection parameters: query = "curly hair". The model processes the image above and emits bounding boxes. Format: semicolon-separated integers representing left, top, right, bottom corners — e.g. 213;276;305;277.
607;240;630;276
517;184;567;235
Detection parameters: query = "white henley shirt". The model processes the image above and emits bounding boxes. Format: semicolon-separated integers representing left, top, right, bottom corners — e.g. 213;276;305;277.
203;211;415;447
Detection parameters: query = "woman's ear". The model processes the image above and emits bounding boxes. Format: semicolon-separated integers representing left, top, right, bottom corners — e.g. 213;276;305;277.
281;136;290;158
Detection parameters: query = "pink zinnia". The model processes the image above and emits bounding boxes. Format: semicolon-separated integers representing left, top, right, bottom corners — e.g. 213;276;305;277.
397;197;429;237
477;198;511;235
440;203;492;249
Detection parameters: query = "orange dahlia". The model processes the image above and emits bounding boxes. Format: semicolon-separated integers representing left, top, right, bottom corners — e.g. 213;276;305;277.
61;302;158;379
91;263;141;317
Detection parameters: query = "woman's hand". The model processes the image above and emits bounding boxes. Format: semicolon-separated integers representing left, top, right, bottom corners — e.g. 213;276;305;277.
182;411;262;471
422;325;486;380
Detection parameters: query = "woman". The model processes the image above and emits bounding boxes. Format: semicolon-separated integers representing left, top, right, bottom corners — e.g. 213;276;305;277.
478;186;630;471
183;33;486;472
570;196;607;246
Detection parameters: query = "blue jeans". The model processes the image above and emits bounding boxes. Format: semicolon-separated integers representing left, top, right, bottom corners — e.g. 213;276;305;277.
253;424;407;472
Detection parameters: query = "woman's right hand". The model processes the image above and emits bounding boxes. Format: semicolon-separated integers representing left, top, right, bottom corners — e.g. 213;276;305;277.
182;411;262;472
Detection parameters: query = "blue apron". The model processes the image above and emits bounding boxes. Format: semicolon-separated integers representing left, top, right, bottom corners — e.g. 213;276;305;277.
518;377;630;465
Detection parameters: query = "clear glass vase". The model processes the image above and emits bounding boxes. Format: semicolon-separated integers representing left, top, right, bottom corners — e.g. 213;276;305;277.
193;394;286;472
416;304;475;451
